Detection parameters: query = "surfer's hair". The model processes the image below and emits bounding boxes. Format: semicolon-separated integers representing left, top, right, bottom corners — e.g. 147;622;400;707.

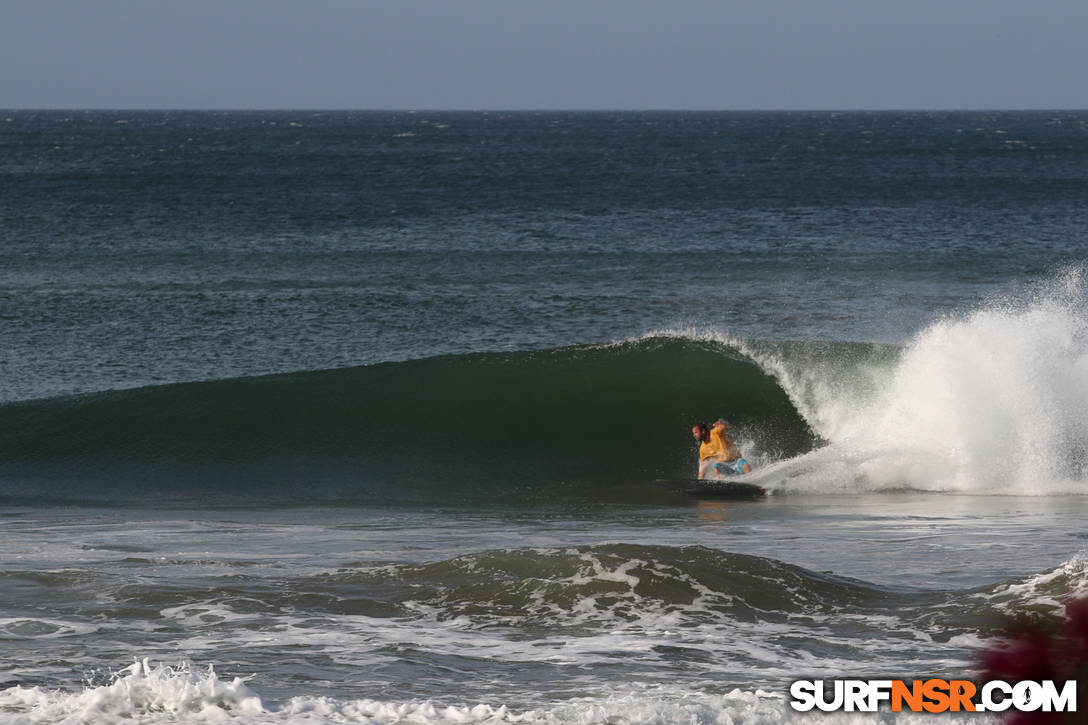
693;422;709;433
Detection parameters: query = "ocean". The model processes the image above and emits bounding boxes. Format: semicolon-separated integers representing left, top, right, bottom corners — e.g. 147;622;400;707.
1;110;1087;723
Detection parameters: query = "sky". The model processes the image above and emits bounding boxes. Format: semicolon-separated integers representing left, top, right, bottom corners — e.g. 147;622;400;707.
2;0;1086;110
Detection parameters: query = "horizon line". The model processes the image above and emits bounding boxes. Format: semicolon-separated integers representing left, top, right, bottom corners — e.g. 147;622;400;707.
4;107;1088;114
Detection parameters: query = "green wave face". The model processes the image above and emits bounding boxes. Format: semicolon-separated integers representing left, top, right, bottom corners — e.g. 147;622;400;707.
0;338;816;505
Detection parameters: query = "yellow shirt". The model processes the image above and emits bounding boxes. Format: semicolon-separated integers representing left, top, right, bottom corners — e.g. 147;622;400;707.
699;428;740;462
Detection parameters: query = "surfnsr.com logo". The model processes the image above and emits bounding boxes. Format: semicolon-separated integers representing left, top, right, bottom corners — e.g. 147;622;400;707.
790;679;1077;714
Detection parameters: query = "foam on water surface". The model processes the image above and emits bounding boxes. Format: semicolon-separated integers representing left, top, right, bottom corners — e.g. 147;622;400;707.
0;661;999;724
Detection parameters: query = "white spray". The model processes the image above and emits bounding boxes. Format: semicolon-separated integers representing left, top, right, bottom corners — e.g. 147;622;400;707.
779;269;1087;493
658;268;1088;494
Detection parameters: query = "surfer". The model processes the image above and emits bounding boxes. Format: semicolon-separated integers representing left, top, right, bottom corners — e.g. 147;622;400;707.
692;419;752;478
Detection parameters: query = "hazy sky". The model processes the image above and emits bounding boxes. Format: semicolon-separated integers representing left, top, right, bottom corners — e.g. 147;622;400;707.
3;1;1085;110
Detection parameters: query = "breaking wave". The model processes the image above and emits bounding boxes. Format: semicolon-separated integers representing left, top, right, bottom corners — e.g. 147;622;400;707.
1;269;1086;503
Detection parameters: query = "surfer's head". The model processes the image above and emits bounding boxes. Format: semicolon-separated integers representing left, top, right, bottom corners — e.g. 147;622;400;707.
691;423;710;443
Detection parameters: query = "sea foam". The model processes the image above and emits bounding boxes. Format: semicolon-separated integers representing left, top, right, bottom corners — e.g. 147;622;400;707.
0;659;263;724
659;266;1088;494
0;663;998;724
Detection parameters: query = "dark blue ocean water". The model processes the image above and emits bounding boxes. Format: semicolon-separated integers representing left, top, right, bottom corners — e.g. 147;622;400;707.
3;111;1086;401
1;111;1087;724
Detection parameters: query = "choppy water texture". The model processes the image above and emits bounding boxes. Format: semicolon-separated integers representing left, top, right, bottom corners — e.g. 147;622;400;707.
1;111;1088;723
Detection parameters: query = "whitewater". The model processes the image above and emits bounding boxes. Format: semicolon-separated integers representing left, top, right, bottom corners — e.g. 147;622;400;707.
702;268;1088;497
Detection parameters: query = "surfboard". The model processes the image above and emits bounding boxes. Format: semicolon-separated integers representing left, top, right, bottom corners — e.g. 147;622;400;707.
658;478;767;500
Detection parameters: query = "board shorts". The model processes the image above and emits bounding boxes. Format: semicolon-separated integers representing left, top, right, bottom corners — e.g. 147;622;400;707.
713;458;749;476
700;458;749;479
